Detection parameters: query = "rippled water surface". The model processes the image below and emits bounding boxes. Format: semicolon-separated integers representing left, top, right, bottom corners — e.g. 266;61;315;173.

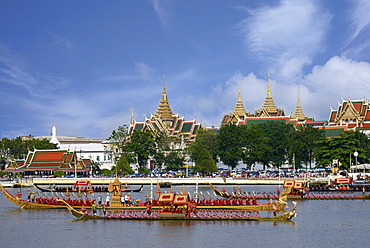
1;185;368;248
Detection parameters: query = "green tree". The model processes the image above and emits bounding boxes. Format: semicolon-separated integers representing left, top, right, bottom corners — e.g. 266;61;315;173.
193;148;218;175
242;124;270;170
258;122;295;169
112;155;134;175
187;129;218;164
288;125;325;169
313;133;367;169
107;125;129;162
218;124;245;169
91;162;101;175
164;150;185;170
126;130;156;169
0;136;58;161
54;170;65;177
100;168;112;176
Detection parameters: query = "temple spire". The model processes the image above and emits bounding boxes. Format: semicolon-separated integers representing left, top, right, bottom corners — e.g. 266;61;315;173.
292;87;305;121
130;108;135;126
232;79;247;118
267;68;271;97
256;69;280;116
154;74;174;123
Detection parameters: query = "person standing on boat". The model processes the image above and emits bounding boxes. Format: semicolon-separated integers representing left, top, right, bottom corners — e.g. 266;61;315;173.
105;193;110;206
97;194;102;205
121;195;125;206
16;190;22;200
92;202;97;216
124;194;129;206
30;192;35;203
102;204;107;216
27;189;31;201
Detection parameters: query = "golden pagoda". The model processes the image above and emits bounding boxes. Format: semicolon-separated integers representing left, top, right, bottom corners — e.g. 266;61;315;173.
109;175;122;207
292;88;306;121
153;75;174;126
128;76;202;145
225;82;249;124
255;70;285;117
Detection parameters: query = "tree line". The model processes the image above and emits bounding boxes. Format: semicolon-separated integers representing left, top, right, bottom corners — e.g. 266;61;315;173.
1;122;369;176
108;122;370;175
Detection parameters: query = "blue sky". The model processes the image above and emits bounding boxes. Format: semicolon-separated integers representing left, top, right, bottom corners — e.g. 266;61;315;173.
1;0;370;139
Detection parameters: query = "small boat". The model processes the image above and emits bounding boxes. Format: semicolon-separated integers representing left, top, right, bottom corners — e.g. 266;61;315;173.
34;183;143;193
58;193;296;222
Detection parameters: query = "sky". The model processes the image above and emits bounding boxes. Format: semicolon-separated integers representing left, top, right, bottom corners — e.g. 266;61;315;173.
1;0;370;140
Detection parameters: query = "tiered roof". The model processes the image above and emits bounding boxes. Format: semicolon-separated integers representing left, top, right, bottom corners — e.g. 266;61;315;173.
128;81;201;144
328;98;370;135
255;71;285;117
291;89;306;121
5;149;91;172
153;82;174;126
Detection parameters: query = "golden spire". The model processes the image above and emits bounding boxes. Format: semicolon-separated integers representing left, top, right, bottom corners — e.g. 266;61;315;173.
130;108;135;126
154;73;174;122
232;79;247;118
292;87;305;121
257;69;279;116
267;68;271;97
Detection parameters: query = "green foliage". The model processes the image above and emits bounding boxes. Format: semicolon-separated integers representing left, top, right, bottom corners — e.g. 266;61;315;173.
0;136;58;160
91;162;101;175
0;136;58;165
187;129;218;164
100;169;112;176
287;125;326;169
54;170;65;177
164;151;185;170
107;125;129;162
114;155;134;175
218;124;245;169
126;129;156;168
193;148;218;174
138;167;150;174
314;131;369;169
243;124;271;169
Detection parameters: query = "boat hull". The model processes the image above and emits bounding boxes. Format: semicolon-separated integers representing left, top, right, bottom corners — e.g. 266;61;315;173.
59;200;296;222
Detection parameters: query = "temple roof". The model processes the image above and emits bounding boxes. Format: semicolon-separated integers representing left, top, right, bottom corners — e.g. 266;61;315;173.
292;89;305;121
153;81;174;123
231;84;248;118
255;70;285;117
6;149;91;172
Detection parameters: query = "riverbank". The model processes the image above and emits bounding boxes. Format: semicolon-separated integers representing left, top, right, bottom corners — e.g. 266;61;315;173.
2;177;329;187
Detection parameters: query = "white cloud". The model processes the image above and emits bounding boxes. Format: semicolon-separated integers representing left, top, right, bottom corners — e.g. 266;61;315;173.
349;0;370;43
49;33;73;50
150;0;172;28
238;0;331;80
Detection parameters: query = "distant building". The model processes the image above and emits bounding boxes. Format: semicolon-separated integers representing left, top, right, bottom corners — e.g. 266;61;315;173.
255;70;285;117
327;98;370;136
221;71;313;127
128;80;202;147
35;126;114;170
5;149;92;177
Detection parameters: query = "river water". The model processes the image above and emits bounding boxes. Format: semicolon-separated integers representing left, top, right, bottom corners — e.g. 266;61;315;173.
0;185;368;248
